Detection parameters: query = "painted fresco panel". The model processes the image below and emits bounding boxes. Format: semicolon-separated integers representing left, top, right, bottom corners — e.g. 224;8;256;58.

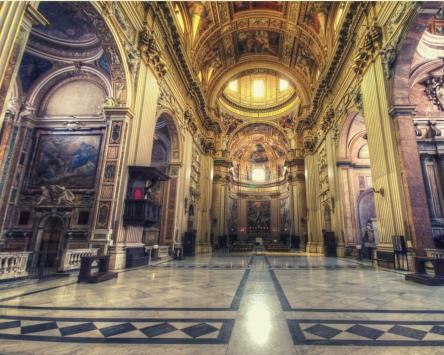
228;198;238;234
280;197;290;233
237;30;280;56
233;2;283;13
247;200;271;233
27;132;102;190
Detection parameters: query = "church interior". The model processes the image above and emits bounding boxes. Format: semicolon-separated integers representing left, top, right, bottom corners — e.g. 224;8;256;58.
1;1;444;354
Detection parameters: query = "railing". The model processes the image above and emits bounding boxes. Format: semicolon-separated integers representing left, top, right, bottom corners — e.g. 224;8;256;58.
424;248;444;258
60;248;98;271
0;251;31;280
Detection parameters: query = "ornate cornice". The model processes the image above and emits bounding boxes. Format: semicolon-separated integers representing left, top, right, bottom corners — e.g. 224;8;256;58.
302;130;317;155
139;27;167;79
297;2;367;134
352;25;383;76
320;106;335;133
154;2;220;134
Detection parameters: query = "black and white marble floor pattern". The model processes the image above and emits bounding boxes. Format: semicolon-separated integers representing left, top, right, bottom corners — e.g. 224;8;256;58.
1;253;444;354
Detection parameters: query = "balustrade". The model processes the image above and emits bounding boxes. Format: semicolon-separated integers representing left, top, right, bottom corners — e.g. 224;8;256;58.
60;248;98;271
0;251;31;280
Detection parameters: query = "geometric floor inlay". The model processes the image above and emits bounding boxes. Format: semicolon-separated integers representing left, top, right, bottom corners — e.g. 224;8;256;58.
288;320;444;346
0;317;234;344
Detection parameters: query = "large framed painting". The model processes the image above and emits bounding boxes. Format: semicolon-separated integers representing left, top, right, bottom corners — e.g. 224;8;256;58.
26;130;103;190
247;200;271;233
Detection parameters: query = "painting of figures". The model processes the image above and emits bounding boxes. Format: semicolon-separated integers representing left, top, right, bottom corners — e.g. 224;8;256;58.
237;30;280;56
247;200;271;233
233;2;284;13
27;132;102;190
280;197;290;232
228;198;238;234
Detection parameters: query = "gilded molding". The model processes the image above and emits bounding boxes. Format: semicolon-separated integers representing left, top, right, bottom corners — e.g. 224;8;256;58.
296;2;366;134
302;130;317;155
139;27;167;79
320;106;335;133
352;25;383;76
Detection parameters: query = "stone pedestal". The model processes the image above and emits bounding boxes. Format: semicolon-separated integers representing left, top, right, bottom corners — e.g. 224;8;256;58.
108;245;126;271
143;227;160;246
336;244;345;257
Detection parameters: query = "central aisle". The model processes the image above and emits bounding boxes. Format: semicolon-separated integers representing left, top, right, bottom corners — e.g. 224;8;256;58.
0;254;444;354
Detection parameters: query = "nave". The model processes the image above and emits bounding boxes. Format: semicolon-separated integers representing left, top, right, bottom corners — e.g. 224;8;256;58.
0;253;444;354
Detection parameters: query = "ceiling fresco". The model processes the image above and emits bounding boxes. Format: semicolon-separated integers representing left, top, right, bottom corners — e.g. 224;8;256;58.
236;30;280;56
170;1;339;132
232;2;285;14
228;123;289;183
33;3;98;43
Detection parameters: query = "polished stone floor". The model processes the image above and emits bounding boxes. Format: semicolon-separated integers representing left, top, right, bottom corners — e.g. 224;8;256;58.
1;253;444;354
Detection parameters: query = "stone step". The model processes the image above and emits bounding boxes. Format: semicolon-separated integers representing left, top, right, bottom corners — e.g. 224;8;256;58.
158;246;170;259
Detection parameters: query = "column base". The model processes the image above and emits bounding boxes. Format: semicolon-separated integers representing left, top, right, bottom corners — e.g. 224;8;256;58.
336;244;345;257
196;243;212;254
108;245;126;271
306;242;324;254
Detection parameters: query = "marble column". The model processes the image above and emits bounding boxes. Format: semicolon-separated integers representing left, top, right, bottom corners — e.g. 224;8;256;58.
107;63;160;269
196;154;213;253
91;107;133;267
211;158;230;245
288;157;307;249
389;106;434;255
305;153;324;254
360;55;411;255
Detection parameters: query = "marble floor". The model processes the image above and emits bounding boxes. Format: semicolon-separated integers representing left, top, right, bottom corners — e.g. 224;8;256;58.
1;253;444;354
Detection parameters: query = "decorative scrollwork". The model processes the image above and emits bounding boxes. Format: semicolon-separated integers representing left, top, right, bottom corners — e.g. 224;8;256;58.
353;26;383;75
425;76;444;111
139;28;167;79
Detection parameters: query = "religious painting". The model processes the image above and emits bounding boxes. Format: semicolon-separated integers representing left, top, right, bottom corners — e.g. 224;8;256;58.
279;115;295;130
249;144;268;163
228;198;238;234
27;132;102;190
237;30;280;56
247;200;271;233
233;2;283;13
34;3;96;42
19;53;53;93
280;197;290;233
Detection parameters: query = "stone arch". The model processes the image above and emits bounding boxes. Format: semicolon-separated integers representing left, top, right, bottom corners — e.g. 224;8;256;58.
83;2;132;105
336;110;373;249
152;110;182;247
228;121;289;148
31;213;68;271
155;109;182;162
27;66;112;117
392;2;442;106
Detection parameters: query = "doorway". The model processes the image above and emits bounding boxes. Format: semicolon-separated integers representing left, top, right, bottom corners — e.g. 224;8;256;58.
32;217;64;277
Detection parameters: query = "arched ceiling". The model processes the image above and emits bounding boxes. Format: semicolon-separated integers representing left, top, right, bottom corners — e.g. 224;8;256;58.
170;1;340;131
229;123;288;163
29;2;102;61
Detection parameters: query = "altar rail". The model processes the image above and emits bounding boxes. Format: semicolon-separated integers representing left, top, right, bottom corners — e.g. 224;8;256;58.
60;248;98;271
425;248;444;258
0;251;31;280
